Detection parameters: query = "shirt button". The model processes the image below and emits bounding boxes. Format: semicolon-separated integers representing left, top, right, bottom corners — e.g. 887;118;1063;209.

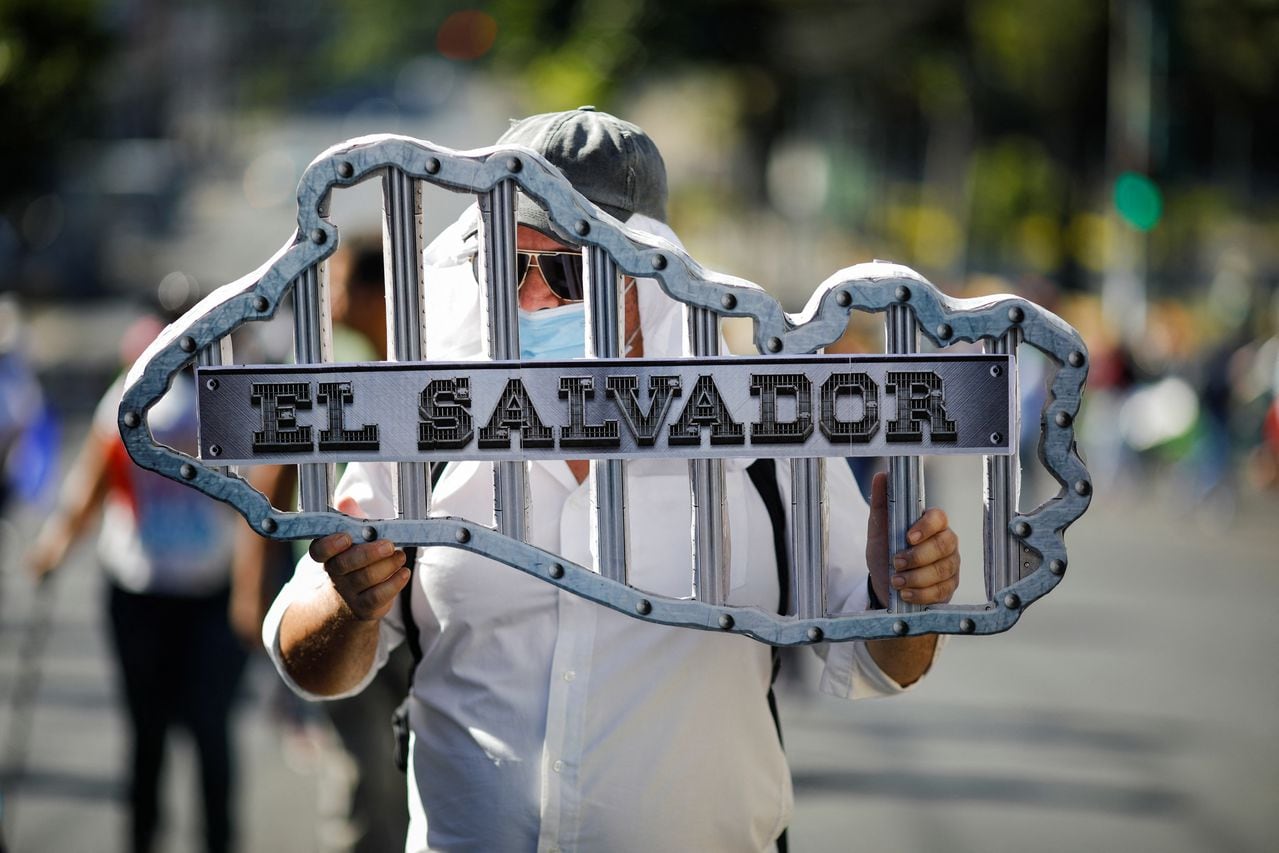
563;670;576;682
552;760;564;773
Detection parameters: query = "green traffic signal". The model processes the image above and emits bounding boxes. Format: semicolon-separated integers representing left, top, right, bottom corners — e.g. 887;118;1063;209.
1114;172;1163;231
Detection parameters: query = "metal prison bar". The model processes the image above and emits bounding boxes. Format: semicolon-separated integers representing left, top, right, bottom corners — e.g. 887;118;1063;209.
585;245;628;585
984;327;1023;598
119;134;1092;645
384;167;432;523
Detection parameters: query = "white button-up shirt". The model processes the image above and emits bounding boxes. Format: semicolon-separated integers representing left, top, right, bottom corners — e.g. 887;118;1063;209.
266;452;927;853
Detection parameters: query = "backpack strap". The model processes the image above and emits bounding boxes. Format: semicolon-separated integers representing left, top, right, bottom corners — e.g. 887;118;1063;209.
398;547;422;666
745;458;791;853
746;458;791;618
399;460;449;670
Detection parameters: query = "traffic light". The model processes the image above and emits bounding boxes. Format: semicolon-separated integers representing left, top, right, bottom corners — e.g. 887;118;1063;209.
1113;171;1163;232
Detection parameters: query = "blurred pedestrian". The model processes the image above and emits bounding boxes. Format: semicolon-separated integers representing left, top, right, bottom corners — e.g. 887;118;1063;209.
230;235;410;853
27;312;246;853
1243;291;1279;491
1186;329;1248;514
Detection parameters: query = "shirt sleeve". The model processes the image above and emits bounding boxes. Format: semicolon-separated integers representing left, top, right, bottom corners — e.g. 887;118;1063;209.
785;458;944;700
262;460;408;701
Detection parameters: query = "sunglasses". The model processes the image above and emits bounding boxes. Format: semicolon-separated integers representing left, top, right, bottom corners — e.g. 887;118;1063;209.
471;249;585;302
518;250;585;302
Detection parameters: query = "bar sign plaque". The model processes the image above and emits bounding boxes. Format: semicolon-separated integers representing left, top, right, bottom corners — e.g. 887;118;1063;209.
197;353;1014;465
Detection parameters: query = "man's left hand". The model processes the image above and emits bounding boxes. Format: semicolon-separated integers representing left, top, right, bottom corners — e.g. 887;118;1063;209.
865;471;960;608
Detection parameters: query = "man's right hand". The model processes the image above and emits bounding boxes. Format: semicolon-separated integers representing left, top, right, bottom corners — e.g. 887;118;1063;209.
309;496;410;623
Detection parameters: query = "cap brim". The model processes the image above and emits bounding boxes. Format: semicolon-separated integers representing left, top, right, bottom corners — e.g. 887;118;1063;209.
515;194;632;242
462;195;632;243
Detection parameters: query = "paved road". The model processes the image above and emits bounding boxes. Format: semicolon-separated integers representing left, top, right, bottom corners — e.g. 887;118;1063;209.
780;460;1279;853
2;446;1276;852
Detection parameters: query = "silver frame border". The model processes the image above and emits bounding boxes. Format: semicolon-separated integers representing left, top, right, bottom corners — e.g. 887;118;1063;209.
118;134;1092;646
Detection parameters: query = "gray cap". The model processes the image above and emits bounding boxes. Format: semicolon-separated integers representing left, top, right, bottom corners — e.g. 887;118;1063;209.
498;106;668;237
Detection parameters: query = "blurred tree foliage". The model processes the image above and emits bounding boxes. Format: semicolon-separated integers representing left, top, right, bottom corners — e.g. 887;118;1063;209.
309;0;773;109
1179;0;1279;101
0;0;108;201
277;0;1273;288
324;0;465;78
252;0;1275;184
30;0;1260;293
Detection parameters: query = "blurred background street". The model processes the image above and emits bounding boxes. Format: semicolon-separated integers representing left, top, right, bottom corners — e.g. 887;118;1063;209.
1;0;1277;851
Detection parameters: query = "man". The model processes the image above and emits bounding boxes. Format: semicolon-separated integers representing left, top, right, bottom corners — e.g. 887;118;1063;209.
264;108;960;852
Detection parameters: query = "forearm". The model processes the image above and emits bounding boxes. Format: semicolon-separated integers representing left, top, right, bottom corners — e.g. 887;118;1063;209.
277;581;382;697
866;634;939;688
29;435;111;577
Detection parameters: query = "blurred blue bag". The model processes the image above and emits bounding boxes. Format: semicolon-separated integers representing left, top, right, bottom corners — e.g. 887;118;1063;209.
5;402;60;506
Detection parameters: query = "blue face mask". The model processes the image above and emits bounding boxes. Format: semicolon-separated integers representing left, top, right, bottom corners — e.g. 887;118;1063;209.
518;302;585;360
